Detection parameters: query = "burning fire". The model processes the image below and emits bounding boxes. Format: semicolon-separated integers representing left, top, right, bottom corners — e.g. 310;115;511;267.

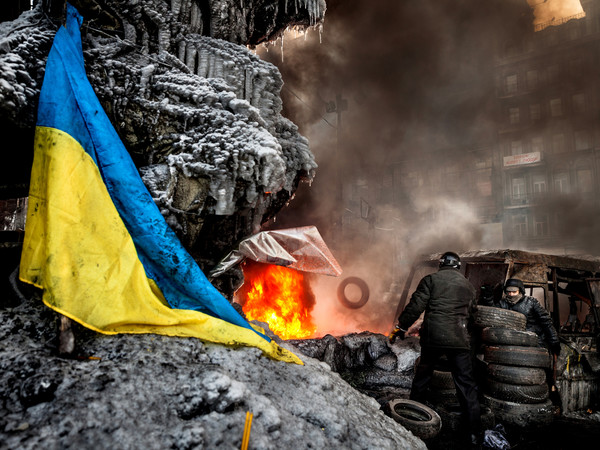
236;261;317;340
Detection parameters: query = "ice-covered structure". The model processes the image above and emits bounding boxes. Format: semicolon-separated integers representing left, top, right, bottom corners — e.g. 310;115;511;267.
0;0;325;296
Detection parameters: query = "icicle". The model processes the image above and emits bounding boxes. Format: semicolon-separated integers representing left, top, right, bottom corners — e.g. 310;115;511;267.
139;64;156;100
190;2;202;34
197;46;209;77
182;0;192;23
122;21;137;45
158;26;171;53
280;34;284;63
177;40;184;61
171;0;182;17
207;53;215;78
185;42;196;72
315;0;320;25
245;67;253;102
215;56;224;79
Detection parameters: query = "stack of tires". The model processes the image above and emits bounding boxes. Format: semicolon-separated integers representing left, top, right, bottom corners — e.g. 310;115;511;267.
419;358;495;432
476;305;554;427
425;362;459;406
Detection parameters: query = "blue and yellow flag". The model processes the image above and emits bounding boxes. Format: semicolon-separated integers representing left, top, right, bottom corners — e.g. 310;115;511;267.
19;3;301;364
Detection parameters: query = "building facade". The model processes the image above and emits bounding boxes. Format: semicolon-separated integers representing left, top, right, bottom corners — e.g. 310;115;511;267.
495;0;600;252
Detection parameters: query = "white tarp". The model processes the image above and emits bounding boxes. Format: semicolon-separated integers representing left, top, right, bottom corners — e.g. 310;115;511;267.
210;226;342;278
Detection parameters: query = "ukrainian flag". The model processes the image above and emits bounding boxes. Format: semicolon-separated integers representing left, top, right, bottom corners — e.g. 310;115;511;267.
19;3;301;365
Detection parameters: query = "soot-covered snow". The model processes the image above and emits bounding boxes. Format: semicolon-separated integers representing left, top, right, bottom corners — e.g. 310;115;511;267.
0;289;426;449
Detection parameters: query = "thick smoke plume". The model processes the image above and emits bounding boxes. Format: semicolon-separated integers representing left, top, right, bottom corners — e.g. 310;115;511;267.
256;0;591;335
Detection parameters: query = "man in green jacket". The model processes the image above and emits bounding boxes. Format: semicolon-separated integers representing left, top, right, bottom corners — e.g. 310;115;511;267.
390;251;481;445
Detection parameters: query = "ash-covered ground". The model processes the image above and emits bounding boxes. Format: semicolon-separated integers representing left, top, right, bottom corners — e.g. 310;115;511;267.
0;284;426;450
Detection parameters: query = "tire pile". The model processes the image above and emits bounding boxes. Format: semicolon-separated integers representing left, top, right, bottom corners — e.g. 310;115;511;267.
426;366;458;405
476;305;554;427
422;364;496;433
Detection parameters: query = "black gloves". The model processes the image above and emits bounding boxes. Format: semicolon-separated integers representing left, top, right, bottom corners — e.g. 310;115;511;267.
551;342;561;356
389;326;406;343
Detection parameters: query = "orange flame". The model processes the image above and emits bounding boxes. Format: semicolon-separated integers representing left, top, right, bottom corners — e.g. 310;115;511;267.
236;261;317;340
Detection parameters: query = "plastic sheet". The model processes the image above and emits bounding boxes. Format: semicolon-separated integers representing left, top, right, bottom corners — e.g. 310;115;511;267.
210;226;342;278
482;424;511;450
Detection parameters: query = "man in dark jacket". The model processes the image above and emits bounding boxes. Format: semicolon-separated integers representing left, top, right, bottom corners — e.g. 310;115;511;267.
494;278;560;355
390;251;480;444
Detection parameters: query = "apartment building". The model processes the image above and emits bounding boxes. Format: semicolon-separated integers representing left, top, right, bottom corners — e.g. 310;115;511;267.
495;0;600;251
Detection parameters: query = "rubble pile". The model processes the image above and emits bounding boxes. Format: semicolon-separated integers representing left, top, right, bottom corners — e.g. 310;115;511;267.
289;332;420;405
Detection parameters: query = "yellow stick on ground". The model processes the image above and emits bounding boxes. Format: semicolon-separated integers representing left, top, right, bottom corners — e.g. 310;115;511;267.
241;411;253;450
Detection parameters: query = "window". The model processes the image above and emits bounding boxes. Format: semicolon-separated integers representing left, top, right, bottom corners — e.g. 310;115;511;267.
574;130;591;151
554;172;569;193
475;157;489;170
550;98;563;117
547;64;559;83
577;169;593;193
526;70;538;90
531;287;547;309
477;180;492;197
568;24;580;40
509;107;520;124
504;41;522;57
511;140;523;155
404;171;419;189
570;58;584;78
534;214;549;236
572;93;585;113
552;134;565;153
476;170;492;197
513;214;528;237
533;174;547;195
512;177;526;199
530;104;541;121
505;74;518;94
580;19;589;36
531;137;544;153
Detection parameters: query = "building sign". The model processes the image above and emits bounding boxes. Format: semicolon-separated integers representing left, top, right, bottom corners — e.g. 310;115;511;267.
503;151;541;167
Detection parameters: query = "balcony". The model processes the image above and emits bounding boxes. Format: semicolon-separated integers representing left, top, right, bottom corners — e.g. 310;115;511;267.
505;193;530;207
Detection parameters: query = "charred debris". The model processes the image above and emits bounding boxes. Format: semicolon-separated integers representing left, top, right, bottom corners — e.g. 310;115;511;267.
290;249;600;446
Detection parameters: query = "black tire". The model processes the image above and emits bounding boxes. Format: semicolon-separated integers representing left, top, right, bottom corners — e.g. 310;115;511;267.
337;276;370;309
483;394;553;427
435;403;495;432
387;399;442;440
481;327;538;347
475;306;526;330
487;363;546;385
413;355;450;372
483;345;551;368
425;387;457;406
485;378;549;404
431;370;454;390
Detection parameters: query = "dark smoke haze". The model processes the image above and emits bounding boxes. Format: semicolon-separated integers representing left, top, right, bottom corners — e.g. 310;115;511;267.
261;0;528;241
256;0;597;334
